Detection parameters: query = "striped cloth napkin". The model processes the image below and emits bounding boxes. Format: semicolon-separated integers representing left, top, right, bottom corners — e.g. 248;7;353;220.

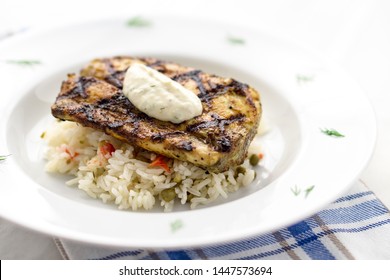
55;180;390;260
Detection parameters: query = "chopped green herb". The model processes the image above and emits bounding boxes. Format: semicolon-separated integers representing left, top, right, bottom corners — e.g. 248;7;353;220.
320;128;345;137
40;131;46;139
296;74;315;84
227;36;245;45
5;60;41;66
126;16;151;27
291;185;301;196
291;184;315;198
171;219;183;233
304;185;315;198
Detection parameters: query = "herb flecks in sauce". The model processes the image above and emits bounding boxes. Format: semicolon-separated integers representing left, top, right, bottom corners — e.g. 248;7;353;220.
123;63;202;123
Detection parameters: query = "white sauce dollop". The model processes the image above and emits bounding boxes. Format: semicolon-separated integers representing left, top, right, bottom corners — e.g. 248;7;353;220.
123;63;203;123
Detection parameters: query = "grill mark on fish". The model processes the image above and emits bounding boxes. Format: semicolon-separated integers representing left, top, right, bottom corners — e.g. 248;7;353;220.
130;121;141;138
104;73;124;89
71;103;95;122
186;113;245;152
217;113;246;131
146;60;165;68
56;76;94;101
228;79;249;96
186;113;246;133
171;71;252;108
151;131;185;142
227;79;257;109
172;70;208;98
171;70;238;108
177;141;193;151
228;80;256;109
96;94;130;113
97;58;127;89
102;58;116;75
206;80;253;105
217;136;231;152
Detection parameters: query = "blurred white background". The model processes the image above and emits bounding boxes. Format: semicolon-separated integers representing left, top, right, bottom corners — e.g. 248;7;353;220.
1;0;389;258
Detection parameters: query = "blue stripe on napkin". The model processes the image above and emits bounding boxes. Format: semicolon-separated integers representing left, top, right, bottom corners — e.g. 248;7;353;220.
287;221;335;259
166;250;191;260
333;191;371;203
319;199;389;224
93;250;142;260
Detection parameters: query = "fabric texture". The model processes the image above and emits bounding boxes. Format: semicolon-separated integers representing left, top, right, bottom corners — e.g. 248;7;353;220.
57;180;390;260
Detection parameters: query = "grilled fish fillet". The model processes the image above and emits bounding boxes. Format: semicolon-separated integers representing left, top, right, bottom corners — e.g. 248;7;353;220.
51;57;261;172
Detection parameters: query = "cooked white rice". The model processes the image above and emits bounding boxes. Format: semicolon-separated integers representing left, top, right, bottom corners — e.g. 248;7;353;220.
43;120;257;211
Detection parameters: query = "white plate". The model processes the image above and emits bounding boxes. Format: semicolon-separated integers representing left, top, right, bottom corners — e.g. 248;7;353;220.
0;16;376;248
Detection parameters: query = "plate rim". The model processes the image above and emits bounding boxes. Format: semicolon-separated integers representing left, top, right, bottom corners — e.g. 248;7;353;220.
0;15;377;248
